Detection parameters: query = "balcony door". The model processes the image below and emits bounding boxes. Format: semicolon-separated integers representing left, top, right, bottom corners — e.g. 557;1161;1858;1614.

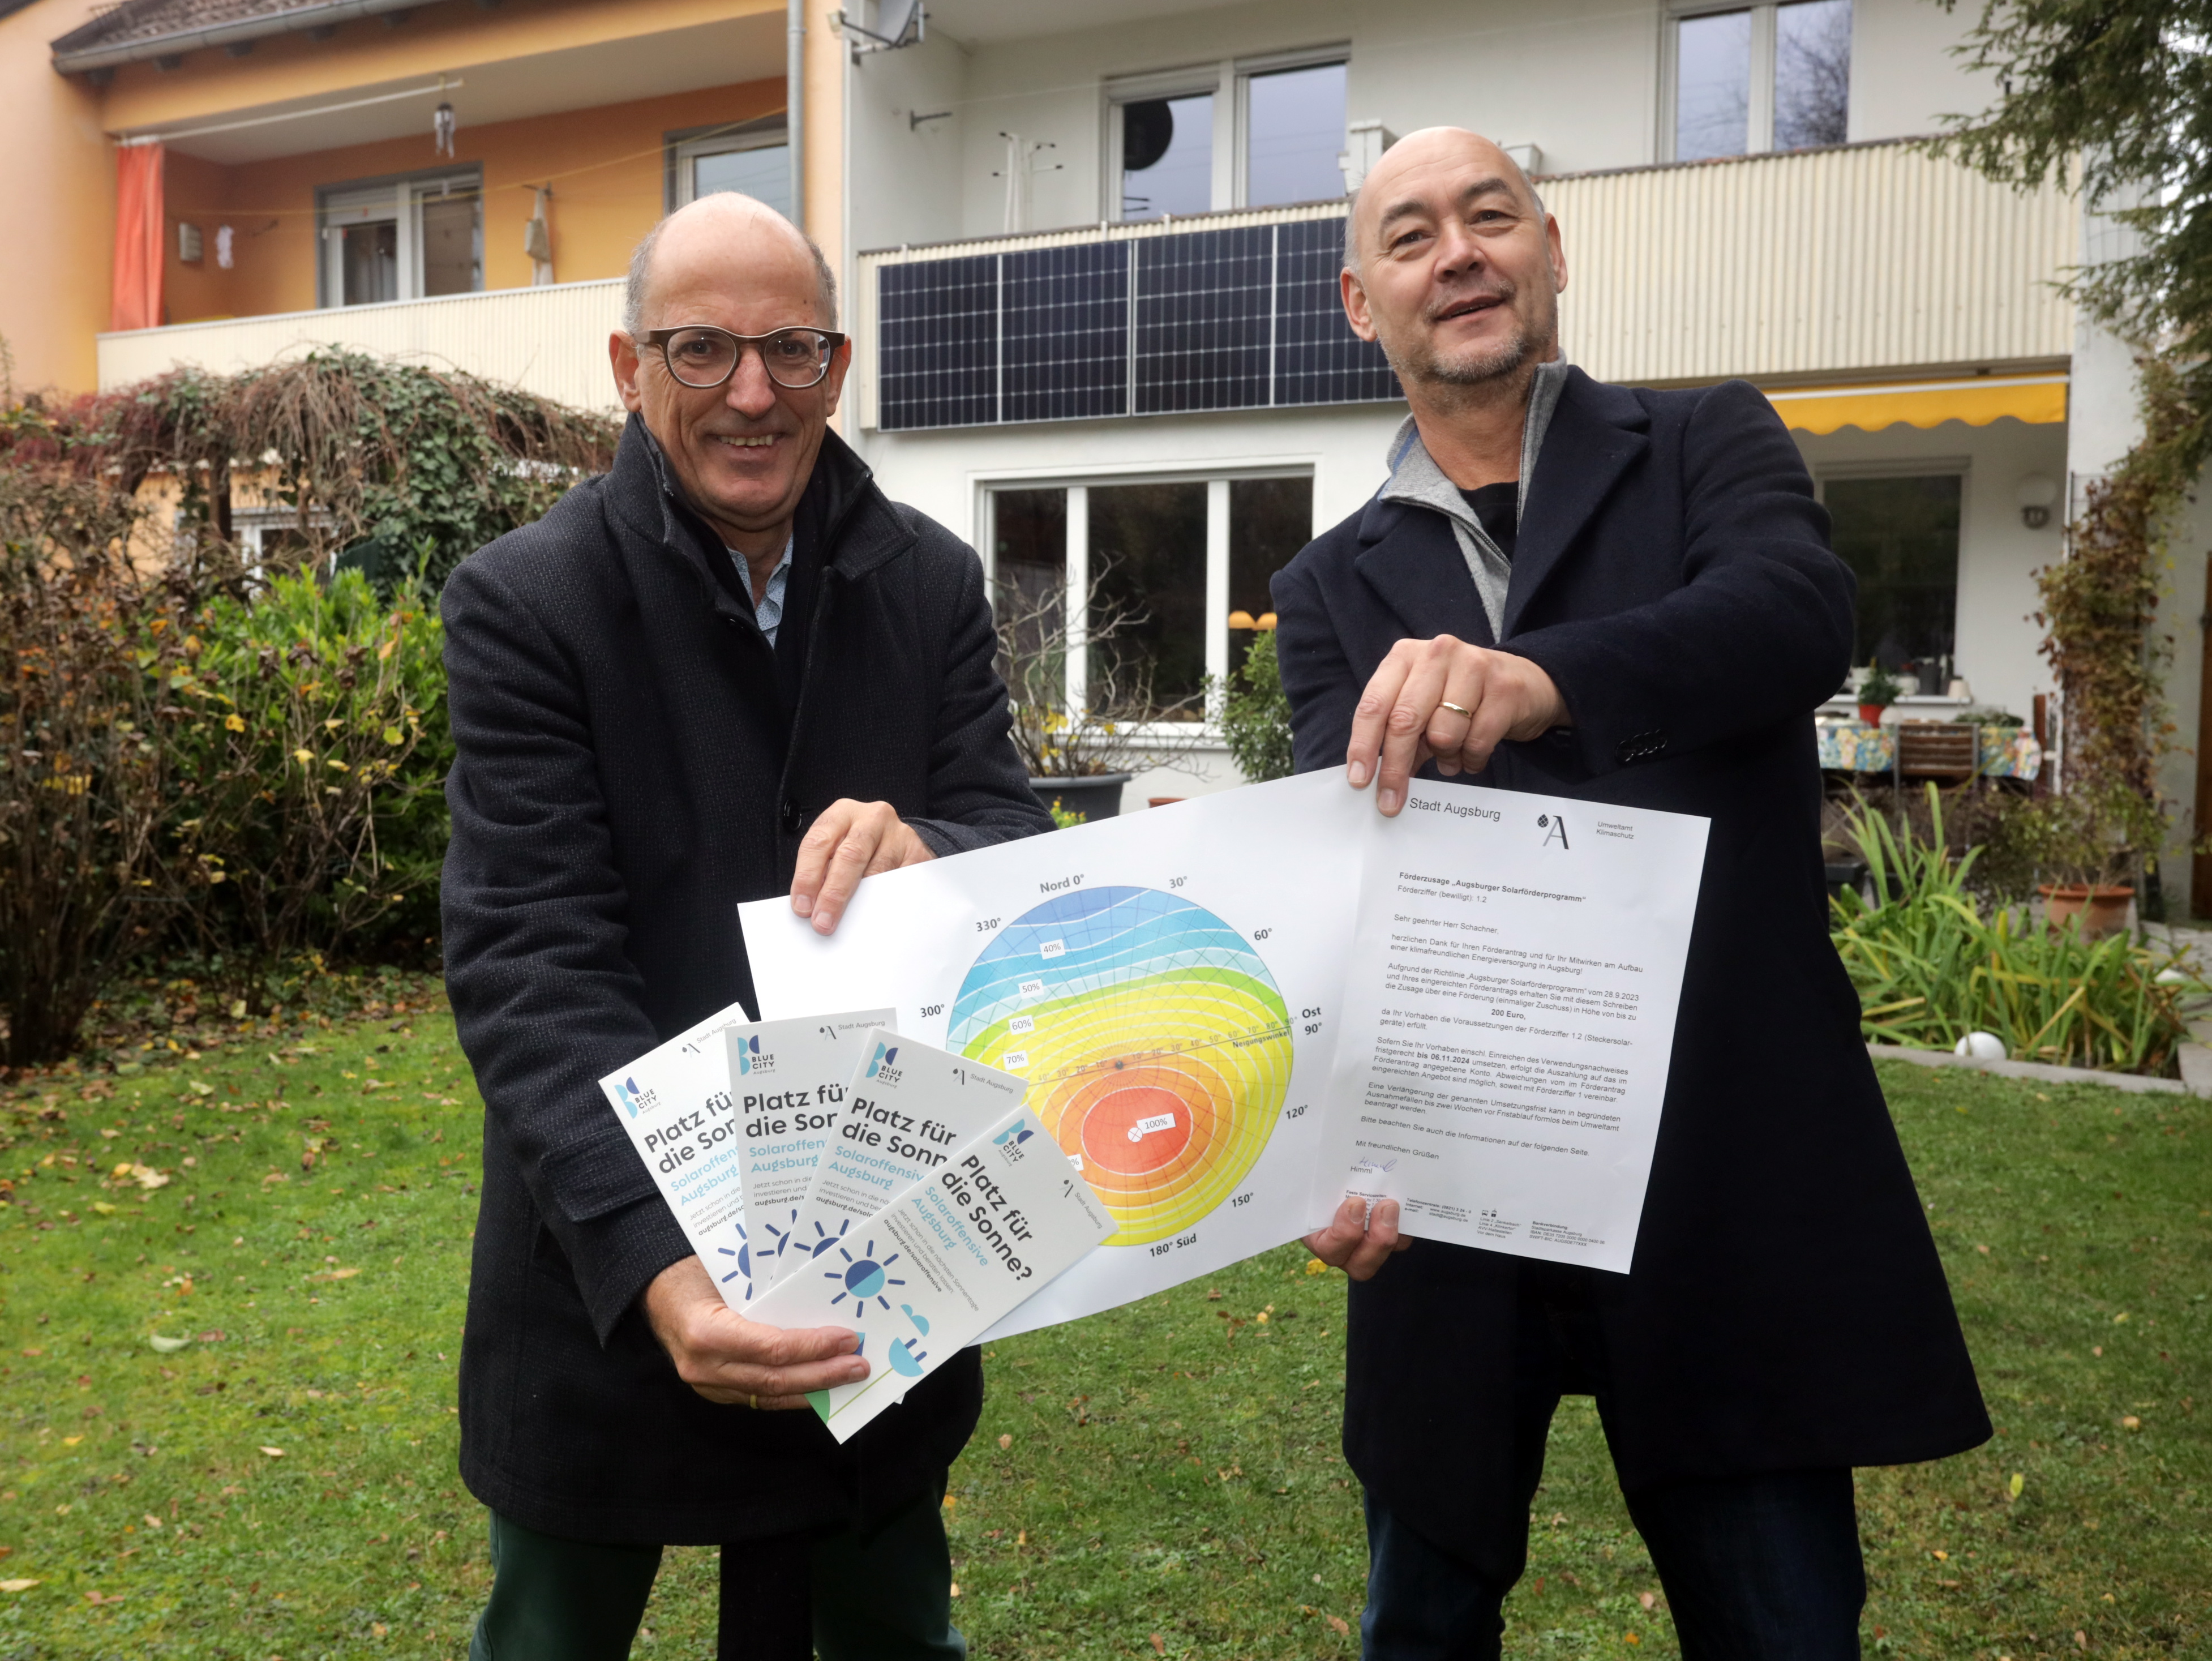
668;120;792;221
319;169;482;309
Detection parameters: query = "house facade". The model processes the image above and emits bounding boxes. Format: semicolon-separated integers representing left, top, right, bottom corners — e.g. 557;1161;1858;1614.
7;0;2206;911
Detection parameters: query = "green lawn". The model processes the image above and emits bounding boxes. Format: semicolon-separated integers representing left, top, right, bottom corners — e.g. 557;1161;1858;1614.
0;1011;2205;1659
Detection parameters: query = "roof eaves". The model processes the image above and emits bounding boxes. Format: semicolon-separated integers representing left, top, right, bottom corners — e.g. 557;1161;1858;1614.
52;0;438;75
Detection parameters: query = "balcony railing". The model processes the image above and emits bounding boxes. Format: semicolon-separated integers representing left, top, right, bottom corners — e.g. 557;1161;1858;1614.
857;138;2079;432
96;279;627;412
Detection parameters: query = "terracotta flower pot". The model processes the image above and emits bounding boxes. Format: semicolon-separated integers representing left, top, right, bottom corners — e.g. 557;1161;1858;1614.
1857;701;1889;726
2039;883;2134;941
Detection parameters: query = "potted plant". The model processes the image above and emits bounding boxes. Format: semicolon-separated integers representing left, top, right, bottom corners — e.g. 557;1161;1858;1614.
1857;661;1904;726
2008;791;2136;940
993;564;1194;824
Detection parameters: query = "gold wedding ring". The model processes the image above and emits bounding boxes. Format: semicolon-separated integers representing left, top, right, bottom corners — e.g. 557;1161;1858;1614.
749;1393;759;1411
1439;701;1473;719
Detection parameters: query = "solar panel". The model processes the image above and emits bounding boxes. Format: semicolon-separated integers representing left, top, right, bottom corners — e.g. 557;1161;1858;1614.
877;254;998;430
1005;242;1129;422
1133;226;1272;415
873;216;1399;431
1273;217;1400;406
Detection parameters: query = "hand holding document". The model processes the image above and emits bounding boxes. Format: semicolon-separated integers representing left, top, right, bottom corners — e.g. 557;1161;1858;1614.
745;1092;1115;1441
607;772;1709;1425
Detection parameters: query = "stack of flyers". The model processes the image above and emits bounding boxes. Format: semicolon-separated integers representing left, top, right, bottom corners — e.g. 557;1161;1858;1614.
730;1011;893;1290
598;1007;889;1307
747;1047;1114;1442
772;1029;1026;1270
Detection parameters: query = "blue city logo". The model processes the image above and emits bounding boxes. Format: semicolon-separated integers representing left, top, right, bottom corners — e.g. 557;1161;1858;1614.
613;1076;656;1118
735;1034;764;1076
993;1119;1035;1148
865;1042;900;1080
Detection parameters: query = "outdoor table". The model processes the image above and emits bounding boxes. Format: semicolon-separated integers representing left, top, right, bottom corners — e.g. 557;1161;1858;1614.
1814;719;2042;781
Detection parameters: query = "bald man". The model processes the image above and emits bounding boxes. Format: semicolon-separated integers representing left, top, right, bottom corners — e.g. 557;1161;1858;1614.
439;194;1049;1660
1276;131;1987;1659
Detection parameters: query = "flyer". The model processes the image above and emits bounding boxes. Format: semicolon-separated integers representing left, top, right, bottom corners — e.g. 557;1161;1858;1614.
597;998;771;1308
780;1030;1027;1268
743;1101;1114;1442
730;1010;895;1290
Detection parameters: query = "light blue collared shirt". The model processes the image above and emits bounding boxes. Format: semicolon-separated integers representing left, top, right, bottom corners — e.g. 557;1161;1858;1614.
735;537;794;645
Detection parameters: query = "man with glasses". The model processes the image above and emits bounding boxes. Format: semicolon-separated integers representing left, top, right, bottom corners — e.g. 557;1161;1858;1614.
439;191;1049;1659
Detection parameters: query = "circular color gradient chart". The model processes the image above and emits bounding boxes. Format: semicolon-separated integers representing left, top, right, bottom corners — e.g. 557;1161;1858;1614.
949;886;1293;1245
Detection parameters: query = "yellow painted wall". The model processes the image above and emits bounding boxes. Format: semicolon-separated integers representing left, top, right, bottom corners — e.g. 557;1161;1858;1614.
0;0;116;394
161;78;786;323
96;0;783;136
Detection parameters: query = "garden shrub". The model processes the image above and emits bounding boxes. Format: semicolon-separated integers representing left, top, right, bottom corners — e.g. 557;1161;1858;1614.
160;567;448;965
0;464;175;1065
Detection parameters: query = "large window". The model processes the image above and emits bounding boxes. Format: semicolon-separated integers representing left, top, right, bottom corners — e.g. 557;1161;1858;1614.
668;119;792;219
1671;1;1851;162
1823;472;1961;682
1112;52;1348;221
987;474;1314;722
318;169;481;308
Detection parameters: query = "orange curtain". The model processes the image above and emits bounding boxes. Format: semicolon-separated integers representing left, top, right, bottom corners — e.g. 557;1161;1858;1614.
111;143;165;332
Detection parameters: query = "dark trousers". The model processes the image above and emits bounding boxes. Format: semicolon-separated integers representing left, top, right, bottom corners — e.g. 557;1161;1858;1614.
1358;1266;1866;1660
468;1486;964;1661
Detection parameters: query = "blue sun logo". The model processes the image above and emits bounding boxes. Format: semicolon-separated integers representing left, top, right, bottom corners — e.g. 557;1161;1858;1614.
825;1239;906;1323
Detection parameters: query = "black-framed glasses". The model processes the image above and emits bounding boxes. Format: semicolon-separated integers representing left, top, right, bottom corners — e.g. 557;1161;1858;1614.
641;325;846;391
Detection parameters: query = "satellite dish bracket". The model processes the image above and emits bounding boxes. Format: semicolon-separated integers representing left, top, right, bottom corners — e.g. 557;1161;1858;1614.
832;2;925;56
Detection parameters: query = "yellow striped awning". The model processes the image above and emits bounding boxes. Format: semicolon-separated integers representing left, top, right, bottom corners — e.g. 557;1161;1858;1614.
1763;373;2068;435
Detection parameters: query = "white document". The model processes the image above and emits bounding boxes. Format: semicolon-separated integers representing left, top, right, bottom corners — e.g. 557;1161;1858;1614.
598;1000;769;1308
739;773;1369;1339
782;1030;1027;1268
727;1010;895;1291
744;1102;1115;1442
1313;782;1709;1273
738;772;1708;1329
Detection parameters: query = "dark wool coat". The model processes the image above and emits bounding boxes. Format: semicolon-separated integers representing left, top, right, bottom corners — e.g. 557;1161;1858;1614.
440;417;1051;1545
1271;370;1989;1539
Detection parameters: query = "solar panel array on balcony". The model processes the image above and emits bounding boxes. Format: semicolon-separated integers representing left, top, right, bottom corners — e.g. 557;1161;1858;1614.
876;218;1398;431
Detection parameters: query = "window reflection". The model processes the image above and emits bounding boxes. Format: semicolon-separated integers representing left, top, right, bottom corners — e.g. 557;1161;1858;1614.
1245;63;1348;208
1675;10;1751;162
1774;0;1852;150
1825;474;1961;673
1122;93;1214;220
692;144;792;219
1091;482;1208;717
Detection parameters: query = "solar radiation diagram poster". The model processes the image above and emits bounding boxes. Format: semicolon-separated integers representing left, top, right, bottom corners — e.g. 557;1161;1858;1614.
739;773;1370;1338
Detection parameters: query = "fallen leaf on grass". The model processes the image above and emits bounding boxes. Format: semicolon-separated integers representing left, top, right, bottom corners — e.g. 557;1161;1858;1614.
1150;1636;1165;1655
306;1267;360;1282
91;1203;117;1216
2009;1472;2024;1500
0;1580;38;1593
1639;1592;1656;1610
258;1446;285;1458
1327;1615;1350;1636
997;1434;1011;1450
148;1335;190;1354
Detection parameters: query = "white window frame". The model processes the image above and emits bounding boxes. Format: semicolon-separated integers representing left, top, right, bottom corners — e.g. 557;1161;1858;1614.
317;167;481;309
667;117;791;212
1103;45;1349;222
1660;1;1853;162
979;464;1318;731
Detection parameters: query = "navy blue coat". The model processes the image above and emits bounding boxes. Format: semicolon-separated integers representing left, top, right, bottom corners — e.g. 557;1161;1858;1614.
441;419;1050;1544
1271;370;1988;1526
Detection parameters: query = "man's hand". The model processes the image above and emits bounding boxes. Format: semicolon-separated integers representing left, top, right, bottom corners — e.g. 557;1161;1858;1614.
790;799;936;934
643;1256;868;1409
1304;1196;1412;1282
1347;636;1567;814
